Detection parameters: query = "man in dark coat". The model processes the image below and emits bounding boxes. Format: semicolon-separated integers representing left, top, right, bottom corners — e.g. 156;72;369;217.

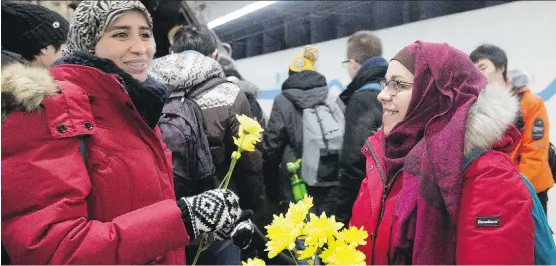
333;31;388;224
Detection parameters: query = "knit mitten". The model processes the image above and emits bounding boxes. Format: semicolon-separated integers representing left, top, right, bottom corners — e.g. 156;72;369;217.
228;210;255;249
177;189;242;240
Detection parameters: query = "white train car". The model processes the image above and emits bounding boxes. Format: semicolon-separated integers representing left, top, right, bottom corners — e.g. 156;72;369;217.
234;0;556;230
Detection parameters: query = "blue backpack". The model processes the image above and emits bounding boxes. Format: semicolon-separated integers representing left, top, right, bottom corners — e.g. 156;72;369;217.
464;149;556;265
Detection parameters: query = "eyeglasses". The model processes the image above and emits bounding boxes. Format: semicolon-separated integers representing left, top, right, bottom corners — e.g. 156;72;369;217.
380;80;413;96
341;60;350;68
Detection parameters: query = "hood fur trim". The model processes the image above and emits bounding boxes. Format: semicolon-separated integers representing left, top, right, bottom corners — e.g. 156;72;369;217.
464;83;519;156
1;62;59;122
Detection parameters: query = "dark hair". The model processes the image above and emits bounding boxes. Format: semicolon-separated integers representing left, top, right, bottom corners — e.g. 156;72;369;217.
469;44;508;81
20;42;64;61
347;31;382;64
170;24;217;56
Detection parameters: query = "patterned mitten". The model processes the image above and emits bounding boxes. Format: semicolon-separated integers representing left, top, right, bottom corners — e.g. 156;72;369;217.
177;189;242;240
229;210;255;249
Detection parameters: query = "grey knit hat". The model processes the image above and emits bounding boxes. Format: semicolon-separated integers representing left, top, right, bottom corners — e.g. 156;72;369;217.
63;1;153;56
507;69;532;90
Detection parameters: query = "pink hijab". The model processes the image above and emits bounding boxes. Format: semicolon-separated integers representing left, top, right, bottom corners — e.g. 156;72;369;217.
382;41;488;264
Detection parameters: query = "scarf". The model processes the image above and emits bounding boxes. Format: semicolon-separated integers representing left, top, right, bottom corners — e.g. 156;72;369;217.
53;52;168;128
382;41;487;264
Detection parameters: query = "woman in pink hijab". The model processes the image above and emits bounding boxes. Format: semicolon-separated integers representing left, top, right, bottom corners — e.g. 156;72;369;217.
350;41;534;264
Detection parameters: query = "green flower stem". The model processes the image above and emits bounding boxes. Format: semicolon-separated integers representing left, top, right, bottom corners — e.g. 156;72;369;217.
219;147;242;189
192;234;211;265
288;249;299;266
196;140;245;264
219;136;245;189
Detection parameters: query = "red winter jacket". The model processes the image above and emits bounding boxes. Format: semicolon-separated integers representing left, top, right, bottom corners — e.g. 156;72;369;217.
1;61;189;264
350;84;534;264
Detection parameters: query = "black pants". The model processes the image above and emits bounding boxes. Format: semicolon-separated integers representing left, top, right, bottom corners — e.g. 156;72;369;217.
537;190;549;214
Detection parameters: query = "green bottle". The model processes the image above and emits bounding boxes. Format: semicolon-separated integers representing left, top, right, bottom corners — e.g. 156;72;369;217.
287;159;307;202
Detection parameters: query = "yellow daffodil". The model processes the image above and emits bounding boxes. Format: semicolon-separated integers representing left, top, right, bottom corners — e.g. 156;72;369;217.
297;244;318;260
319;240;366;266
265;214;303;258
286;195;313;224
233;134;259;152
302;213;344;248
242;258;266;266
237;114;264;136
198;115;264;263
337;226;368;248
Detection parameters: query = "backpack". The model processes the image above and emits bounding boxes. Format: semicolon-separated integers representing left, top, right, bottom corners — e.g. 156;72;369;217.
548;142;556;182
301;91;345;187
464;149;556;265
158;86;217;199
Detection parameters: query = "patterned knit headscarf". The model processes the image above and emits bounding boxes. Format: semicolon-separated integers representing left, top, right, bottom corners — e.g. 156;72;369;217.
63;1;153;56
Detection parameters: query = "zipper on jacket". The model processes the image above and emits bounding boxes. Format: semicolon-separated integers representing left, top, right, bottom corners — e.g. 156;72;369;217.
366;141;401;265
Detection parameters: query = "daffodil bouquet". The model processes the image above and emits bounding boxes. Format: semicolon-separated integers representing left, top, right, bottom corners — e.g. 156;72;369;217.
243;195;369;266
193;114;264;265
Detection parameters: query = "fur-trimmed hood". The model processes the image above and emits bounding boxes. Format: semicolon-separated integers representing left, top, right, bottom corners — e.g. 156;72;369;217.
1;62;60;122
464;83;520;156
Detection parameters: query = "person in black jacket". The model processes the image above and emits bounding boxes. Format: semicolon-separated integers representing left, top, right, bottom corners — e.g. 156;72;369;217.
333;31;388;224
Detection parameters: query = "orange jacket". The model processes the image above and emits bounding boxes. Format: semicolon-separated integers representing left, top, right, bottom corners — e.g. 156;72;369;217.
509;87;554;193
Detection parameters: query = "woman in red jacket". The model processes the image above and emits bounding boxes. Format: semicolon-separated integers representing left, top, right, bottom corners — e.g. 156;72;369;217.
349;41;534;264
1;1;251;264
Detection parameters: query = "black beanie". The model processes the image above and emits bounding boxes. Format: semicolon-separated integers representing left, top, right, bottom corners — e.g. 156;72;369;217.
1;2;69;60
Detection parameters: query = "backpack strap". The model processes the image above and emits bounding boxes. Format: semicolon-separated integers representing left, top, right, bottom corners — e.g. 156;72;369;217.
358;82;381;91
186;77;230;98
313;107;331;155
78;135;89;166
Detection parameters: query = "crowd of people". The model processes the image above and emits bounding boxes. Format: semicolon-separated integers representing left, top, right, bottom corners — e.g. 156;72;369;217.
1;1;555;265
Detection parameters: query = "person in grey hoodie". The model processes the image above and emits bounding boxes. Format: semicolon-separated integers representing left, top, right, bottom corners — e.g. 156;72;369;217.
262;68;337;215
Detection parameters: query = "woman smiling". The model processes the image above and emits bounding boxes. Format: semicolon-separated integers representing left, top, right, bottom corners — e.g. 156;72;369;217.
1;1;248;264
350;41;534;264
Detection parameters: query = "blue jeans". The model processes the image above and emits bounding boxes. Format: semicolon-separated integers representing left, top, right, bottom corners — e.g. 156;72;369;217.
186;240;241;265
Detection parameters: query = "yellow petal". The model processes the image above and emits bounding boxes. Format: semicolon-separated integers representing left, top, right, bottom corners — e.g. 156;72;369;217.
337;226;368;248
236;114;264;135
297;244;318;260
264;214;303;259
242;258;266;266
